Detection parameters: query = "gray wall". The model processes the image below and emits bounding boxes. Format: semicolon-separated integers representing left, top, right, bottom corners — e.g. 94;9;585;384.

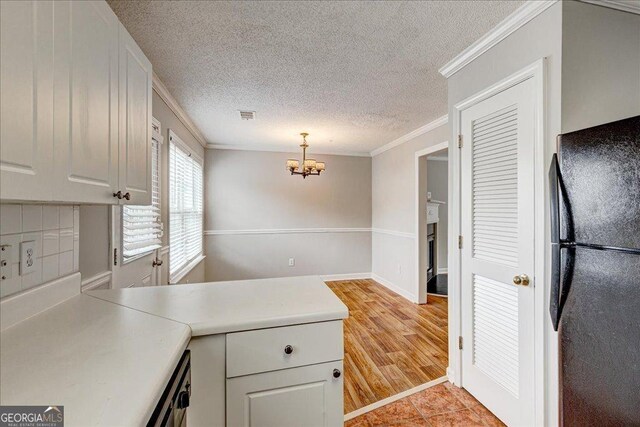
204;149;372;281
427;158;448;271
79;89;206;286
447;4;563;425
561;1;640;133
371;123;449;301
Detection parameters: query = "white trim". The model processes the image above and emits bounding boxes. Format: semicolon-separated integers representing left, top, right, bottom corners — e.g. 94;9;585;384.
81;271;112;292
320;273;372;282
152;72;207;148
371;228;415;239
371;273;417;303
450;58;547;426
205;227;371;236
370;115;448;157
169;129;204;165
415;141;450;304
207;143;370;158
428;156;448;162
159;245;170;256
439;1;557;78
169;254;205;284
437;268;448;275
344;376;448;421
580;0;640;14
0;273;81;331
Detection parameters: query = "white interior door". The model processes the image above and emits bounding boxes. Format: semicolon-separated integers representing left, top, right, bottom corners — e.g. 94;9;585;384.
460;77;535;426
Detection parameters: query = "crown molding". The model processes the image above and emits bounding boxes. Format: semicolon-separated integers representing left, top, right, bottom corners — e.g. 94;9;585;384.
439;0;558;78
206;143;371;157
152;72;207;148
580;0;640;14
370;115;448;157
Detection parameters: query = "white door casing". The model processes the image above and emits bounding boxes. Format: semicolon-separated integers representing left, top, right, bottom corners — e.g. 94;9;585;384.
460;77;536;425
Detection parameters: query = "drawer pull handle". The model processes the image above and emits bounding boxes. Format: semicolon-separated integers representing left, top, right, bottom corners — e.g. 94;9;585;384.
284;345;294;355
333;369;341;379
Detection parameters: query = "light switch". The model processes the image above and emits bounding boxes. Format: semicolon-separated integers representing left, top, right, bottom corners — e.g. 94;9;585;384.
20;240;37;275
288;258;295;267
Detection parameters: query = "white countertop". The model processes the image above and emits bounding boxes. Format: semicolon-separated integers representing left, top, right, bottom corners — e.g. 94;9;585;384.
0;294;191;427
88;276;349;336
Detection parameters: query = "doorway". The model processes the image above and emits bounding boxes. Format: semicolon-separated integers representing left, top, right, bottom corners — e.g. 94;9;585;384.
415;142;449;304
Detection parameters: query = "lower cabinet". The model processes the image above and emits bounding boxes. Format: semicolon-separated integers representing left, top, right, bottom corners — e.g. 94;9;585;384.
186;321;345;427
226;361;344;427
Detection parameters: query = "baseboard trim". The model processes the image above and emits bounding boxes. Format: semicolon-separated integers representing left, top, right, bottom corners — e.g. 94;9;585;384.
81;271;112;292
371;273;417;303
321;273;372;282
344;376;448;421
446;367;457;385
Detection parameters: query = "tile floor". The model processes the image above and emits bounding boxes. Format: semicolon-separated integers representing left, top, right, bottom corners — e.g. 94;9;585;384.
345;382;505;427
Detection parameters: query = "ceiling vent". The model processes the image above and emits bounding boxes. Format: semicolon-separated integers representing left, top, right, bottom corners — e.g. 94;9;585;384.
239;111;256;120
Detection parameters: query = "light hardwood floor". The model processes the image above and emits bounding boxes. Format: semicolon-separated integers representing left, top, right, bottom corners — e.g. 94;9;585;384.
326;279;449;414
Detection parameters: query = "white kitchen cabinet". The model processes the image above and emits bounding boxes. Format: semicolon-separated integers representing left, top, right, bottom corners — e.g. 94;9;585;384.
118;23;153;206
227;361;344;427
0;0;152;205
53;0;120;204
0;1;54;201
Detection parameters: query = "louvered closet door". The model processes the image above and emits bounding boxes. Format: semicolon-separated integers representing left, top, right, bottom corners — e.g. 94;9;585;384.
460;78;535;426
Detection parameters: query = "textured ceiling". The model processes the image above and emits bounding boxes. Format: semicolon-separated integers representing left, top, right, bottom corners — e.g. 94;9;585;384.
108;1;523;154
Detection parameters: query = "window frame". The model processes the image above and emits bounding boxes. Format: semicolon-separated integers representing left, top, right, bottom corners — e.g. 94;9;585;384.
120;118;164;264
168;129;204;283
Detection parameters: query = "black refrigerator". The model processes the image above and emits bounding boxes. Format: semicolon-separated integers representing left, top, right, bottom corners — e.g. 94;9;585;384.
549;115;640;426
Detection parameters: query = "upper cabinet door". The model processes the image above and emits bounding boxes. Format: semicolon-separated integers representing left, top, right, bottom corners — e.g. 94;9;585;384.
0;1;54;201
53;1;120;204
118;25;152;206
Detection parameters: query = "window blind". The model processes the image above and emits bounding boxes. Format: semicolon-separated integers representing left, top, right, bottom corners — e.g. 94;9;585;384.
122;138;162;262
169;133;203;280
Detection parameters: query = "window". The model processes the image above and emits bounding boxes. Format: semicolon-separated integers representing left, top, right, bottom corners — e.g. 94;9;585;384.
169;130;203;281
121;128;162;263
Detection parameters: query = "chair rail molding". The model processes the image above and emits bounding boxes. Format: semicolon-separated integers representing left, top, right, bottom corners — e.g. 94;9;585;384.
370;115;448;157
439;0;557;78
152;72;207;148
371;228;416;239
204;227;372;236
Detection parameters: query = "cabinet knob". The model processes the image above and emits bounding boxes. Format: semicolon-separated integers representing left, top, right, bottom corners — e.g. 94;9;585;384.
333;369;341;379
152;258;163;267
113;191;123;199
123;192;131;201
284;345;293;355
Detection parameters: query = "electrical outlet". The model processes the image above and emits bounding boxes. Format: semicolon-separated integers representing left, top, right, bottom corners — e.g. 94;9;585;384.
1;244;13;280
20;240;37;275
288;258;295;267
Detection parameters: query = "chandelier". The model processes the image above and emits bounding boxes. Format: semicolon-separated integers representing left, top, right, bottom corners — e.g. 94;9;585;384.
286;133;326;178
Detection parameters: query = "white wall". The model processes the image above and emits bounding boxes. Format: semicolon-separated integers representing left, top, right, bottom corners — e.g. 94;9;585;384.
446;3;563;425
371;123;449;302
427;158;448;271
561;1;640;133
204;149;372;281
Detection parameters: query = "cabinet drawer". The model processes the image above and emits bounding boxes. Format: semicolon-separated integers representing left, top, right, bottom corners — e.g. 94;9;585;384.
226;321;343;378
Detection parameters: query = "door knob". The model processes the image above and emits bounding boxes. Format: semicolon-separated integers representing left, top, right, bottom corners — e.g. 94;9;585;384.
284;345;293;355
333;369;341;378
113;191;123;199
513;274;530;286
152;258;163;267
123;192;131;200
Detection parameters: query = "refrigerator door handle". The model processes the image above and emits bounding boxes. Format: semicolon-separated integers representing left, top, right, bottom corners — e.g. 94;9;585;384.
550;243;561;331
549;153;561;245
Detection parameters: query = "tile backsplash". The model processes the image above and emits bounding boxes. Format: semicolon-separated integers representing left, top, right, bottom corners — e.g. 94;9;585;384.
1;204;80;299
